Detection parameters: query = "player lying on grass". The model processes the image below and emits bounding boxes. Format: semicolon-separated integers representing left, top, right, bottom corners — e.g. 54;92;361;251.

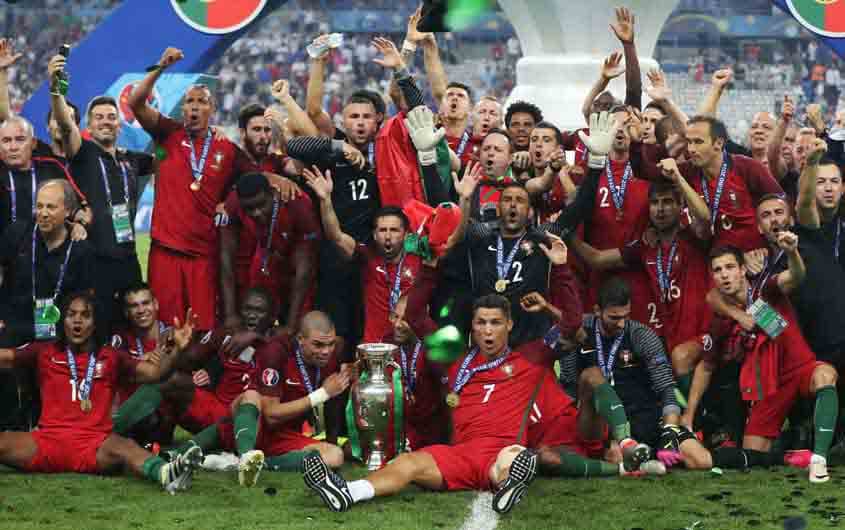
0;291;203;493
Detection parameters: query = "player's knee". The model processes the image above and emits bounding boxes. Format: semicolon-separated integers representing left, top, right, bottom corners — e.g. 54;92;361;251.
239;390;263;409
681;445;712;470
812;363;839;390
319;444;344;468
490;445;525;486
536;446;560;467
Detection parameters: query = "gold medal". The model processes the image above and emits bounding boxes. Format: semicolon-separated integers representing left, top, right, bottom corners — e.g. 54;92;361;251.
190;180;201;191
446;392;460;408
80;399;92;413
495;279;508;293
615;210;623;222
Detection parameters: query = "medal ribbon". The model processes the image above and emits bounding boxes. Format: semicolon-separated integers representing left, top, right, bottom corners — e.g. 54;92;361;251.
8;167;36;223
367;141;375;167
400;340;422;394
135;321;167;357
752;249;784;300
385;252;406;312
451;347;510;394
97;157;131;208
496;234;525;282
655;239;679;303
31;226;74;306
66;346;97;403
456;129;471;158
594;320;625;380
835;217;842;263
700;157;729;233
604;159;632;213
295;341;320;393
187;128;213;186
261;197;280;273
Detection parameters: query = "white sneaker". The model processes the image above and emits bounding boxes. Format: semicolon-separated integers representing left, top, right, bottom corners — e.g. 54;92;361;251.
238;449;265;487
809;454;830;483
202;452;239;472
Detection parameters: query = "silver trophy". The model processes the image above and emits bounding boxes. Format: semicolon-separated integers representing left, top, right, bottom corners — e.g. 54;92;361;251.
352;343;402;471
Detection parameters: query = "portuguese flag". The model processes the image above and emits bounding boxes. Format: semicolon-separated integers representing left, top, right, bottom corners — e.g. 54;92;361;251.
173;0;266;33
790;0;845;34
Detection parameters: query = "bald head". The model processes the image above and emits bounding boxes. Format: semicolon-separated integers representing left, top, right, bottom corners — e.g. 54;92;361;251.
299;311;335;338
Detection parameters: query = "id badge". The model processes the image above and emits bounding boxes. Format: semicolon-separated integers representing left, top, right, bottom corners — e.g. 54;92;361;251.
34;298;57;340
111;203;134;243
748;299;788;339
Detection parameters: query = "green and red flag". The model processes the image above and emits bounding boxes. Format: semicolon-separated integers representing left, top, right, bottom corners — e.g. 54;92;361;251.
785;0;845;38
171;0;268;35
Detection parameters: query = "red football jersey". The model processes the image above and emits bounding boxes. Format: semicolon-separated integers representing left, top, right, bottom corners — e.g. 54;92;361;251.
446;131;481;167
755;277;816;375
193;328;270;405
223;189;320;302
681;155;781;252
14;343;139;434
358;245;421;343
150;116;243;256
622;234;714;352
231;154;295;289
446;341;554;445
584;160;653;325
113;328;161;404
252;334;339;431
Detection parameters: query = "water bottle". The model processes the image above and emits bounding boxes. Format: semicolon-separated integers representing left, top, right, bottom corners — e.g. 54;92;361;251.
307;33;344;59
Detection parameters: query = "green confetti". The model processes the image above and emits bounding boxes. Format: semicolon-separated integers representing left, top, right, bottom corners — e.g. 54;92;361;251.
425;325;464;363
155;145;168;161
439;299;454;319
445;0;493;31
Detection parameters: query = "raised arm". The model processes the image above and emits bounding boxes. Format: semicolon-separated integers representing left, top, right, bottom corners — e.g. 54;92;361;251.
767;95;794;181
47;54;81;158
658;157;711;233
128;47;184;134
270;79;318;137
796;138;827;229
444;161;483;253
305;37;336;138
0;39;22;123
302;165;357;259
405;6;448;103
582;52;624;124
611;6;642;111
696;69;732;118
133;310;195;383
774;231;805;295
645;69;688;125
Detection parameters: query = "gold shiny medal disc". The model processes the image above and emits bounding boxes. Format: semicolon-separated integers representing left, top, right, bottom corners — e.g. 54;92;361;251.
190;181;201;191
80;399;92;413
495;279;508;293
446;392;460;408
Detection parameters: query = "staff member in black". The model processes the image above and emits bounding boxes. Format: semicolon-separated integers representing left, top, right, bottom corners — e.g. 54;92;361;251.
48;54;153;327
457;111;614;345
0;116;68;236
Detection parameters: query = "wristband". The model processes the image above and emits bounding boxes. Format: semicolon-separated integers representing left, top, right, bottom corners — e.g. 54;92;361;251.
308;387;330;407
401;40;418;54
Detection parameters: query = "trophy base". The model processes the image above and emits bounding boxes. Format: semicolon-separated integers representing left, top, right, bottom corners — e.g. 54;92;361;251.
365;450;385;472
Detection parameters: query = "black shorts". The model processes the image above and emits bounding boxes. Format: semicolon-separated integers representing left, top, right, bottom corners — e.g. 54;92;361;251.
315;245;362;340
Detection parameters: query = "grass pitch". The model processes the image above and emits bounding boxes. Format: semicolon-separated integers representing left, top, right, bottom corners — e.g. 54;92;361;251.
1;461;843;530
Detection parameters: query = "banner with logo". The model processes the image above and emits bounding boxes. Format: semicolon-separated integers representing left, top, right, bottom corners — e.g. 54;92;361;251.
774;0;845;57
90;72;216;152
21;0;286;141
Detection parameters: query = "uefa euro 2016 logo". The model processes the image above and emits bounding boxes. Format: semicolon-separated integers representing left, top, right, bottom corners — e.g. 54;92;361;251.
170;0;268;35
787;0;845;38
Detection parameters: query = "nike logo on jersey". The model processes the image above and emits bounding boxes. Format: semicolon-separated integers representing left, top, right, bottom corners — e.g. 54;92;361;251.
285;378;301;386
610;404;624;411
376;266;386;274
488;245;497;252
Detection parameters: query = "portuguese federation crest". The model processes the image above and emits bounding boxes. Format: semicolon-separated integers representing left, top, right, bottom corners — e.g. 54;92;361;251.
786;0;845;38
171;0;268;35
